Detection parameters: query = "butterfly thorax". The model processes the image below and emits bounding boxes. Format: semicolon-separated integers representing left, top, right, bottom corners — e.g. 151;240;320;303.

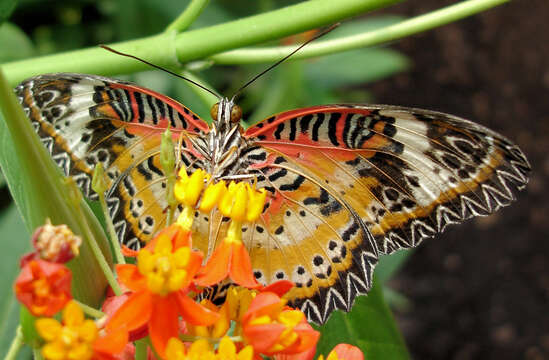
200;97;249;180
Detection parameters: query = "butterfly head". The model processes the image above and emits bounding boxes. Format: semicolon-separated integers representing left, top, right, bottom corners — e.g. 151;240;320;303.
204;98;247;180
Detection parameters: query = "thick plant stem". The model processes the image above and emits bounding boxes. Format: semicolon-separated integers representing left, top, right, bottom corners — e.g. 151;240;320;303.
4;326;23;360
165;0;211;32
211;0;511;64
173;0;398;62
2;0;398;86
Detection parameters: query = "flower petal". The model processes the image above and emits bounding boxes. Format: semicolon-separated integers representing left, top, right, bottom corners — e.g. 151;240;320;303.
93;328;129;355
149;295;179;359
261;280;294;297
273;346;317;360
243;323;285;354
63;300;84;326
229;242;260;289
242;292;283;324
106;291;151;334
175;292;220;326
332;344;364;360
194;240;232;287
35;318;62;341
287;322;320;354
116;264;146;292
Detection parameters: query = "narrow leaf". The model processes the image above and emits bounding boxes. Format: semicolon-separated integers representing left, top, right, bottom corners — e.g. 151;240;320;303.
0;68;111;307
0;205;31;358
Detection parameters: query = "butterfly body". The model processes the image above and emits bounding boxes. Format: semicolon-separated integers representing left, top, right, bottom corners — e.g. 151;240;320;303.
15;73;530;323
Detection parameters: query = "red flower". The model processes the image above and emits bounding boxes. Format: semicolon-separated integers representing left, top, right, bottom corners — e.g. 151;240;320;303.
105;224;219;358
242;292;319;356
14;259;72;316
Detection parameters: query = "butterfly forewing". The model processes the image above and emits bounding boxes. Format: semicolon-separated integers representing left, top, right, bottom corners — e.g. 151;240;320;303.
15;73;530;324
15;73;209;247
243;105;529;322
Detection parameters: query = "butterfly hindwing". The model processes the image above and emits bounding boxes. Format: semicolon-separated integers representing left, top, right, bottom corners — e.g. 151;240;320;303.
15;73;209;248
243;105;530;321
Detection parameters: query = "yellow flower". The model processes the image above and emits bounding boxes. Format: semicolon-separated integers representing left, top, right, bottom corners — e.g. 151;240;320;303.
137;230;197;296
174;167;209;207
35;301;98;360
199;180;227;212
165;336;253;360
219;182;266;223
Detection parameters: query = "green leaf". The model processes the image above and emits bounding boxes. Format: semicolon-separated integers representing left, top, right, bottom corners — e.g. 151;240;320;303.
0;205;32;359
315;280;410;359
0;0;18;24
376;250;412;284
0;23;34;63
305;47;410;89
0;68;111;307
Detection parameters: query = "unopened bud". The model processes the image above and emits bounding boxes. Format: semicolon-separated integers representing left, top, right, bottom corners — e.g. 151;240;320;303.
31;219;82;263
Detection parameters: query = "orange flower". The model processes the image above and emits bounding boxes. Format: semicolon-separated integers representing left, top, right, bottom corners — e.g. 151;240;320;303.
195;220;260;289
14;259;72;316
35;300;128;360
226;281;295;324
242;292;319;356
318;344;364;360
105;224;219;358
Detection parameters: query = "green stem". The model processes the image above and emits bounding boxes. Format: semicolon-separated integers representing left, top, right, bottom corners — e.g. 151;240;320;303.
33;348;44;360
173;0;398;62
165;0;211;33
77;207;123;296
2;0;398;86
4;326;23;360
75;300;105;318
146;337;161;360
211;0;510;64
135;338;148;360
99;192;126;264
66;178;121;296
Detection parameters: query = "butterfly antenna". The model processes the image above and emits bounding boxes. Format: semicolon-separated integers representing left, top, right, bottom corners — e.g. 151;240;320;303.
231;23;339;101
100;45;221;99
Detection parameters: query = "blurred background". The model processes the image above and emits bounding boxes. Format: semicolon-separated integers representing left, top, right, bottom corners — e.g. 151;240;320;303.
1;0;547;358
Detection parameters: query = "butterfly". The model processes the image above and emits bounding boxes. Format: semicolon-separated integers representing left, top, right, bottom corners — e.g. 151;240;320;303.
15;73;530;324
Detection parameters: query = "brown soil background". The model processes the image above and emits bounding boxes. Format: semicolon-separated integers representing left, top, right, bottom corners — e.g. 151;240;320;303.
371;1;549;359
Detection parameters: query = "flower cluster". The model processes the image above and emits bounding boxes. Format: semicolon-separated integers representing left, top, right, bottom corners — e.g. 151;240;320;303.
12;164;365;360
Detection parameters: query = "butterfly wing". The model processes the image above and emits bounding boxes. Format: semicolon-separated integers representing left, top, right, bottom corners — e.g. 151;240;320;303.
15;73;210;248
242;104;530;323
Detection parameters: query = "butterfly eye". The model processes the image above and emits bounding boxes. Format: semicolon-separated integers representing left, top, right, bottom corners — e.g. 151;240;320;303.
230;105;242;123
210;103;220;120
